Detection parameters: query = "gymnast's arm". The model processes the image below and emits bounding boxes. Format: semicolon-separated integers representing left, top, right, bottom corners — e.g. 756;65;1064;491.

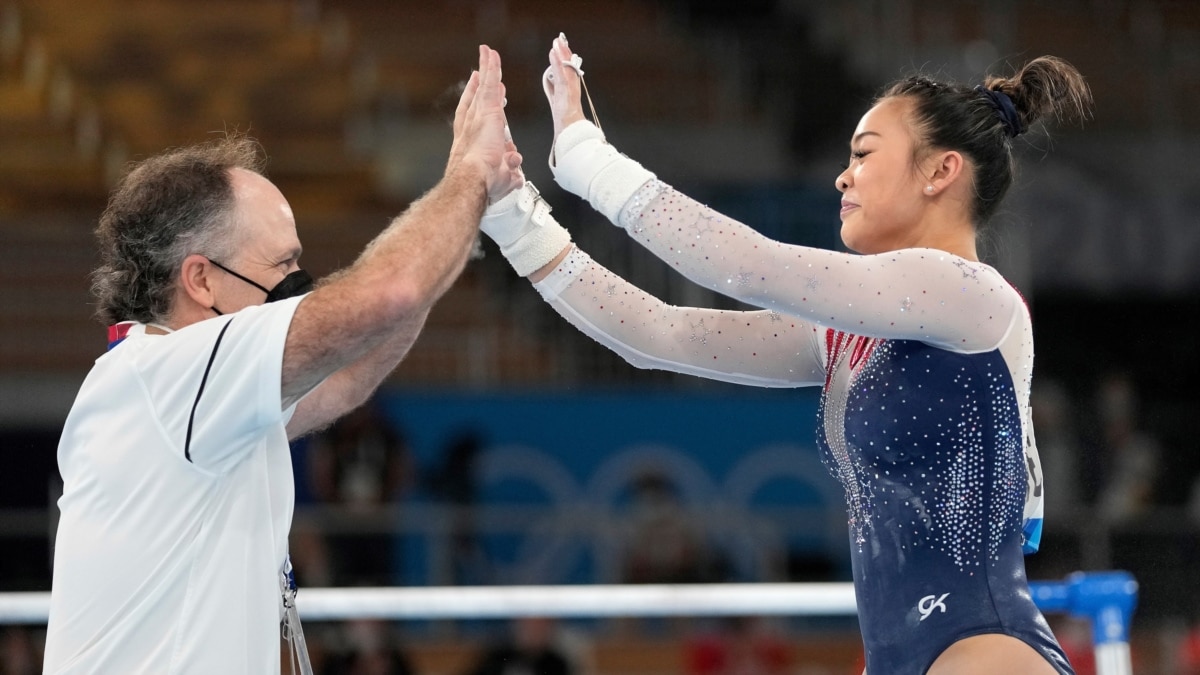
536;246;824;387
606;179;1018;352
544;37;1019;354
481;190;825;388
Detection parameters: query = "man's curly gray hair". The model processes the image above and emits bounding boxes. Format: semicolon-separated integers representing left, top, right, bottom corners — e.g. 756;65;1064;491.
91;135;267;325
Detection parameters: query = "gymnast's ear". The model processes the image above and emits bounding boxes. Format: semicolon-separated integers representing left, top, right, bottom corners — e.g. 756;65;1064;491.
922;149;966;195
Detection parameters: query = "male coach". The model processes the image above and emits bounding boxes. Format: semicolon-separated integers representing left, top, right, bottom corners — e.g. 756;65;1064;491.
43;46;521;674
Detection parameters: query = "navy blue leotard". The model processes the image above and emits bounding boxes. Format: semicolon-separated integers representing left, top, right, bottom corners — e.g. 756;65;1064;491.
818;333;1072;674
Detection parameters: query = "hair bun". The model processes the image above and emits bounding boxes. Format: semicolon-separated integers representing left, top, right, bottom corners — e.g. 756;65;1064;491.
975;86;1025;138
983;56;1093;132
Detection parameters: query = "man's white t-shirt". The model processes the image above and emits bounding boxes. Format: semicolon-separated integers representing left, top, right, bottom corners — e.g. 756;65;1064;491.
44;296;306;674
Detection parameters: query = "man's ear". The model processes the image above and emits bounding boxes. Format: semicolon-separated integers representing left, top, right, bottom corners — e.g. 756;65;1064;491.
179;254;217;311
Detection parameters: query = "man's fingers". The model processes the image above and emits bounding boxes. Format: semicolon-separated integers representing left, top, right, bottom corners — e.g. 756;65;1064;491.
456;45;518;193
456;71;480;131
465;46;492;120
477;44;489;81
477;46;503;104
465;47;503;126
455;70;480;133
501;127;522;175
493;49;502;91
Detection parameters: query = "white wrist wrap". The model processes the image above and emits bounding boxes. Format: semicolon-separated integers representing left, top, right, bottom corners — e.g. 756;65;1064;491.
480;182;572;277
550;120;655;224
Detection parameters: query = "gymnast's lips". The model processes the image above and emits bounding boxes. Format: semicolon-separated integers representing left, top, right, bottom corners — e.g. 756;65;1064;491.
840;200;860;216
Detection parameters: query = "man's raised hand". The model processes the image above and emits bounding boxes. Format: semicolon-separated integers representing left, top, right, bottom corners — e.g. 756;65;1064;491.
448;46;524;203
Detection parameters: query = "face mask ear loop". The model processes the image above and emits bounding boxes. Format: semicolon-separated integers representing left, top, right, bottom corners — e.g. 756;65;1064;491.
208;259;271;295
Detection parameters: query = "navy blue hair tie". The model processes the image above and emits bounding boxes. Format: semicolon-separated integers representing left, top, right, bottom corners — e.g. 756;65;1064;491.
975;85;1024;138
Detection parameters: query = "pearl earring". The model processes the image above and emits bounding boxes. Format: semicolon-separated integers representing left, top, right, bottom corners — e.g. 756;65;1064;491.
924;185;934;194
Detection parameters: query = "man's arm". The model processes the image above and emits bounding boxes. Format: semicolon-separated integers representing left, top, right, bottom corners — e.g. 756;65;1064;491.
280;46;521;409
285;309;426;439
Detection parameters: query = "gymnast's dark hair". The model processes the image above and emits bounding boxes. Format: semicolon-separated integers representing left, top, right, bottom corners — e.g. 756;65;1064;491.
881;56;1092;225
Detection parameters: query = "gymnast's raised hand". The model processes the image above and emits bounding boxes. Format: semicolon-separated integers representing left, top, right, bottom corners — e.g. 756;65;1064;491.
542;33;587;143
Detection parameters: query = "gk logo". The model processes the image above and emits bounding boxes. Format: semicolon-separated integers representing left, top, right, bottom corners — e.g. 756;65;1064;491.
918;593;950;621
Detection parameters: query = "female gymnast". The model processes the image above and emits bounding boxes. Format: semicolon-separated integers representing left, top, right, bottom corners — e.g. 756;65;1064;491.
480;35;1092;675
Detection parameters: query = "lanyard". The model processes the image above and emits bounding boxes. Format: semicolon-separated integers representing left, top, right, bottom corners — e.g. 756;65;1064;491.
281;555;313;675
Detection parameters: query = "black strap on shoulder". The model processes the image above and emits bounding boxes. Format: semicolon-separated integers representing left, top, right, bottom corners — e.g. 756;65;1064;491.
184;319;234;462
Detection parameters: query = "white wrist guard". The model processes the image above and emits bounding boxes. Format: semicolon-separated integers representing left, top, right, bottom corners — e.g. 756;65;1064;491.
550;120;655;224
480;182;572;277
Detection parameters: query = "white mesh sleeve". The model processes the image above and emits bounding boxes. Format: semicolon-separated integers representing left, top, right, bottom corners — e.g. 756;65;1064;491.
533;247;825;387
616;181;1021;353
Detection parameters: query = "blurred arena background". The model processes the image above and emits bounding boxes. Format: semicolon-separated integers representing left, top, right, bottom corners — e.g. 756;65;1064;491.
1;0;1198;673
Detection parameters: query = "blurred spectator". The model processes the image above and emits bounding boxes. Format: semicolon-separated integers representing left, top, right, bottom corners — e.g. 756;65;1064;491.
1048;616;1095;675
784;549;839;583
279;623;336;675
322;619;415;675
1;627;41;675
463;617;586;675
427;430;483;506
289;515;334;588
621;470;727;584
427;430;491;585
1030;379;1082;514
684;617;791;675
306;401;413;586
1177;618;1200;675
1188;477;1200;523
309;403;412;508
1087;371;1162;521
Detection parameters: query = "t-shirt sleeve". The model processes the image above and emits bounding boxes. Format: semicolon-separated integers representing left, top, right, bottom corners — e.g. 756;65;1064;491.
134;295;306;473
617;181;1021;353
533;247;825;387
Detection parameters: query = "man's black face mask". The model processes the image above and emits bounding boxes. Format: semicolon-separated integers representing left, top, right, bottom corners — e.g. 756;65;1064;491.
208;259;313;315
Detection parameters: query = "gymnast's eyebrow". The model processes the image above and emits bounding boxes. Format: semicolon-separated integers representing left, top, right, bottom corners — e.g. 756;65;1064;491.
851;131;881;146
